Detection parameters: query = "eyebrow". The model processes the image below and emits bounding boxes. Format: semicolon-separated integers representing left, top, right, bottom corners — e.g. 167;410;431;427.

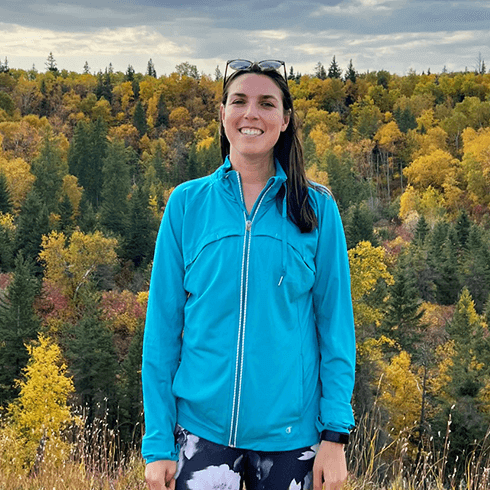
230;92;280;101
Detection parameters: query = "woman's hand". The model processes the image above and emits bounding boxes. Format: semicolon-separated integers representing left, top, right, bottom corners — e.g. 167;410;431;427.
313;441;348;490
145;460;177;490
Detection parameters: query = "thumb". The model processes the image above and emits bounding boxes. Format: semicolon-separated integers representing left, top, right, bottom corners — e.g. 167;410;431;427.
313;463;323;490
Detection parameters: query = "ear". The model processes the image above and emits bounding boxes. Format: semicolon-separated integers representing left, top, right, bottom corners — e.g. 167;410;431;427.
281;111;290;132
220;103;225;123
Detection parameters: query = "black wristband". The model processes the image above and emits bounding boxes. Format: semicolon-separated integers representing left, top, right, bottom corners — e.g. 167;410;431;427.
320;430;349;445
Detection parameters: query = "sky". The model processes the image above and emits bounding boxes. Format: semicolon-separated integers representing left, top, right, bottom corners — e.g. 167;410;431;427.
1;0;489;77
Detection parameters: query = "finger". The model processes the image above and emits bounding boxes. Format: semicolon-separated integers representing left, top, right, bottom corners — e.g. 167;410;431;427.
168;478;176;490
313;464;323;490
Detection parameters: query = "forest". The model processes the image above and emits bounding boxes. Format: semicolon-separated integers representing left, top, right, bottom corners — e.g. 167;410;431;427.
1;53;490;488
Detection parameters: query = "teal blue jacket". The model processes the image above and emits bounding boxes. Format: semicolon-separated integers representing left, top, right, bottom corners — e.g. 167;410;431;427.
141;157;356;463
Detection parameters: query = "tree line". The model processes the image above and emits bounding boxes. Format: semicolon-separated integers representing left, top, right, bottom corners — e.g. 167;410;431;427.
1;57;490;482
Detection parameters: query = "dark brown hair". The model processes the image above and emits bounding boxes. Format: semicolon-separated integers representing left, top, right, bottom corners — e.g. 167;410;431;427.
219;66;318;233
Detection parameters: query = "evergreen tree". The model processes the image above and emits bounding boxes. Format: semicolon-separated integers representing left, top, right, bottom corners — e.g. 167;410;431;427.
83;61;90;74
393;107;417;133
380;253;425;353
14;190;50;267
95;69;112;103
58;193;75;236
0;218;14;271
68;118;108;208
31;132;67;215
156;93;169;129
123;185;158;268
314;62;327;80
125;64;135;82
0;171;13;214
434;235;461;305
288;66;295;81
45;52;58;73
328;56;342;79
0;254;41;406
413;215;429;245
77;197;98;234
214;65;223;82
64;315;119;423
99;139;131;237
344;59;357;83
0;91;15;117
133;100;148;137
344;202;375;249
146;58;157;78
455;209;471;250
118;322;144;444
460;225;490;312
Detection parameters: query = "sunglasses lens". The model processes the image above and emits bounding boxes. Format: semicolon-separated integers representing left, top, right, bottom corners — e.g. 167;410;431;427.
228;60;252;71
258;61;283;71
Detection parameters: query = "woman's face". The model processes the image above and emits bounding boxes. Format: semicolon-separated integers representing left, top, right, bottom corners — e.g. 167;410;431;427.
220;73;290;164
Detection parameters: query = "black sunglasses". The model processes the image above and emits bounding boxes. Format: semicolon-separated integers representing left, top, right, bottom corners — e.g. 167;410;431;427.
223;59;287;87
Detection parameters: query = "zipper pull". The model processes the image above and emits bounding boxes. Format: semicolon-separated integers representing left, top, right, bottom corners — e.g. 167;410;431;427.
246;220;252;232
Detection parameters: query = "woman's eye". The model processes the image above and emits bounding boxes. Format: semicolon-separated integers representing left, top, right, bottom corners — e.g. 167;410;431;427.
231;99;244;105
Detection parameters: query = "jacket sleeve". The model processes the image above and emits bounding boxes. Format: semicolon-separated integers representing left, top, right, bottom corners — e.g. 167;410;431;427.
312;192;356;435
142;186;187;463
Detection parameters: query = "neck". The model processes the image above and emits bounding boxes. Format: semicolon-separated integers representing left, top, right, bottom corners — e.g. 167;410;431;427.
229;151;275;186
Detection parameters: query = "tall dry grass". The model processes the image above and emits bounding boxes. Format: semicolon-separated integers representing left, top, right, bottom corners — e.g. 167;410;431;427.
2;405;490;489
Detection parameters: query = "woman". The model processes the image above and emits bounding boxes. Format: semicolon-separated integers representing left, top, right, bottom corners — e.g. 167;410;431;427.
142;60;356;490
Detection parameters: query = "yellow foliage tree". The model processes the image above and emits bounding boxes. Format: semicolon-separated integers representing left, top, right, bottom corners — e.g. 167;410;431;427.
379;351;422;436
39;230;118;299
7;334;76;471
404;149;460;190
348;241;394;329
0;155;35;212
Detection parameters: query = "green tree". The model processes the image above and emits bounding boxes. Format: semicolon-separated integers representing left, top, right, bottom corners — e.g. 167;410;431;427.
156;93;169;129
118;321;144;444
0;91;15;117
68;118;108;208
0;254;41;406
413;215;430;245
14;190;50;267
344;59;357;83
175;61;199;79
122;184;158;268
99;139;131;237
314;62;327;80
434;234;461;305
328;56;342;79
344;202;375;249
455;209;471;250
31;132;68;215
133;100;148;137
0;171;13;214
146;58;157;78
380;253;425;353
64;315;119;423
45;52;58;73
83;61;90;74
95;69;113;103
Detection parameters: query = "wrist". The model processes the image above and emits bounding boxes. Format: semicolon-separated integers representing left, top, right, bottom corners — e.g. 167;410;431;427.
320;430;349;445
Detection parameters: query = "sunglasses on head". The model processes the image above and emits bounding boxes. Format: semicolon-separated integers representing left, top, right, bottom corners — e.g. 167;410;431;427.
223;59;287;87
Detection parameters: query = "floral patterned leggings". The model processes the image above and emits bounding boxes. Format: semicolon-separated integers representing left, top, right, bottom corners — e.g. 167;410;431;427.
174;425;319;490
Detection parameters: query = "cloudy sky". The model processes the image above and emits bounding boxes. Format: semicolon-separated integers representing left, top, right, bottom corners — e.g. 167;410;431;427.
1;0;489;77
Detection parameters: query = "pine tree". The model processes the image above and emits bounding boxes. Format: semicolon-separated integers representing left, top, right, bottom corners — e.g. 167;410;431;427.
118;321;144;444
14;190;51;267
83;61;90;74
122;185;158;268
64;315;119;423
125;64;135;82
58;193;74;236
95;69;112;103
99;139;130;237
380;253;425;353
434;235;461;305
146;58;157;78
133;100;148;136
45;52;58;73
0;171;13;214
344;59;357;83
214;65;223;82
413;215;430;245
0;254;41;406
68;118;108;208
156;93;169;129
314;62;327;80
31;132;67;215
344;202;375;249
328;56;342;79
455;209;471;249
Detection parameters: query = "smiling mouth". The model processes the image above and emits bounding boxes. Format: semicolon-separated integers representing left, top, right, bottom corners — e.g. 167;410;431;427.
239;128;263;136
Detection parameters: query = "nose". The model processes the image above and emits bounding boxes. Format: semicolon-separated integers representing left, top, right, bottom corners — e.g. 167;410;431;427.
244;102;259;119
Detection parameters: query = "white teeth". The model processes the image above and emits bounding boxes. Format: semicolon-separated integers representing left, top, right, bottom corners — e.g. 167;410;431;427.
240;128;262;136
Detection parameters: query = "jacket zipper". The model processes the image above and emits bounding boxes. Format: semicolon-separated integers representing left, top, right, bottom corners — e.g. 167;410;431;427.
228;173;274;447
